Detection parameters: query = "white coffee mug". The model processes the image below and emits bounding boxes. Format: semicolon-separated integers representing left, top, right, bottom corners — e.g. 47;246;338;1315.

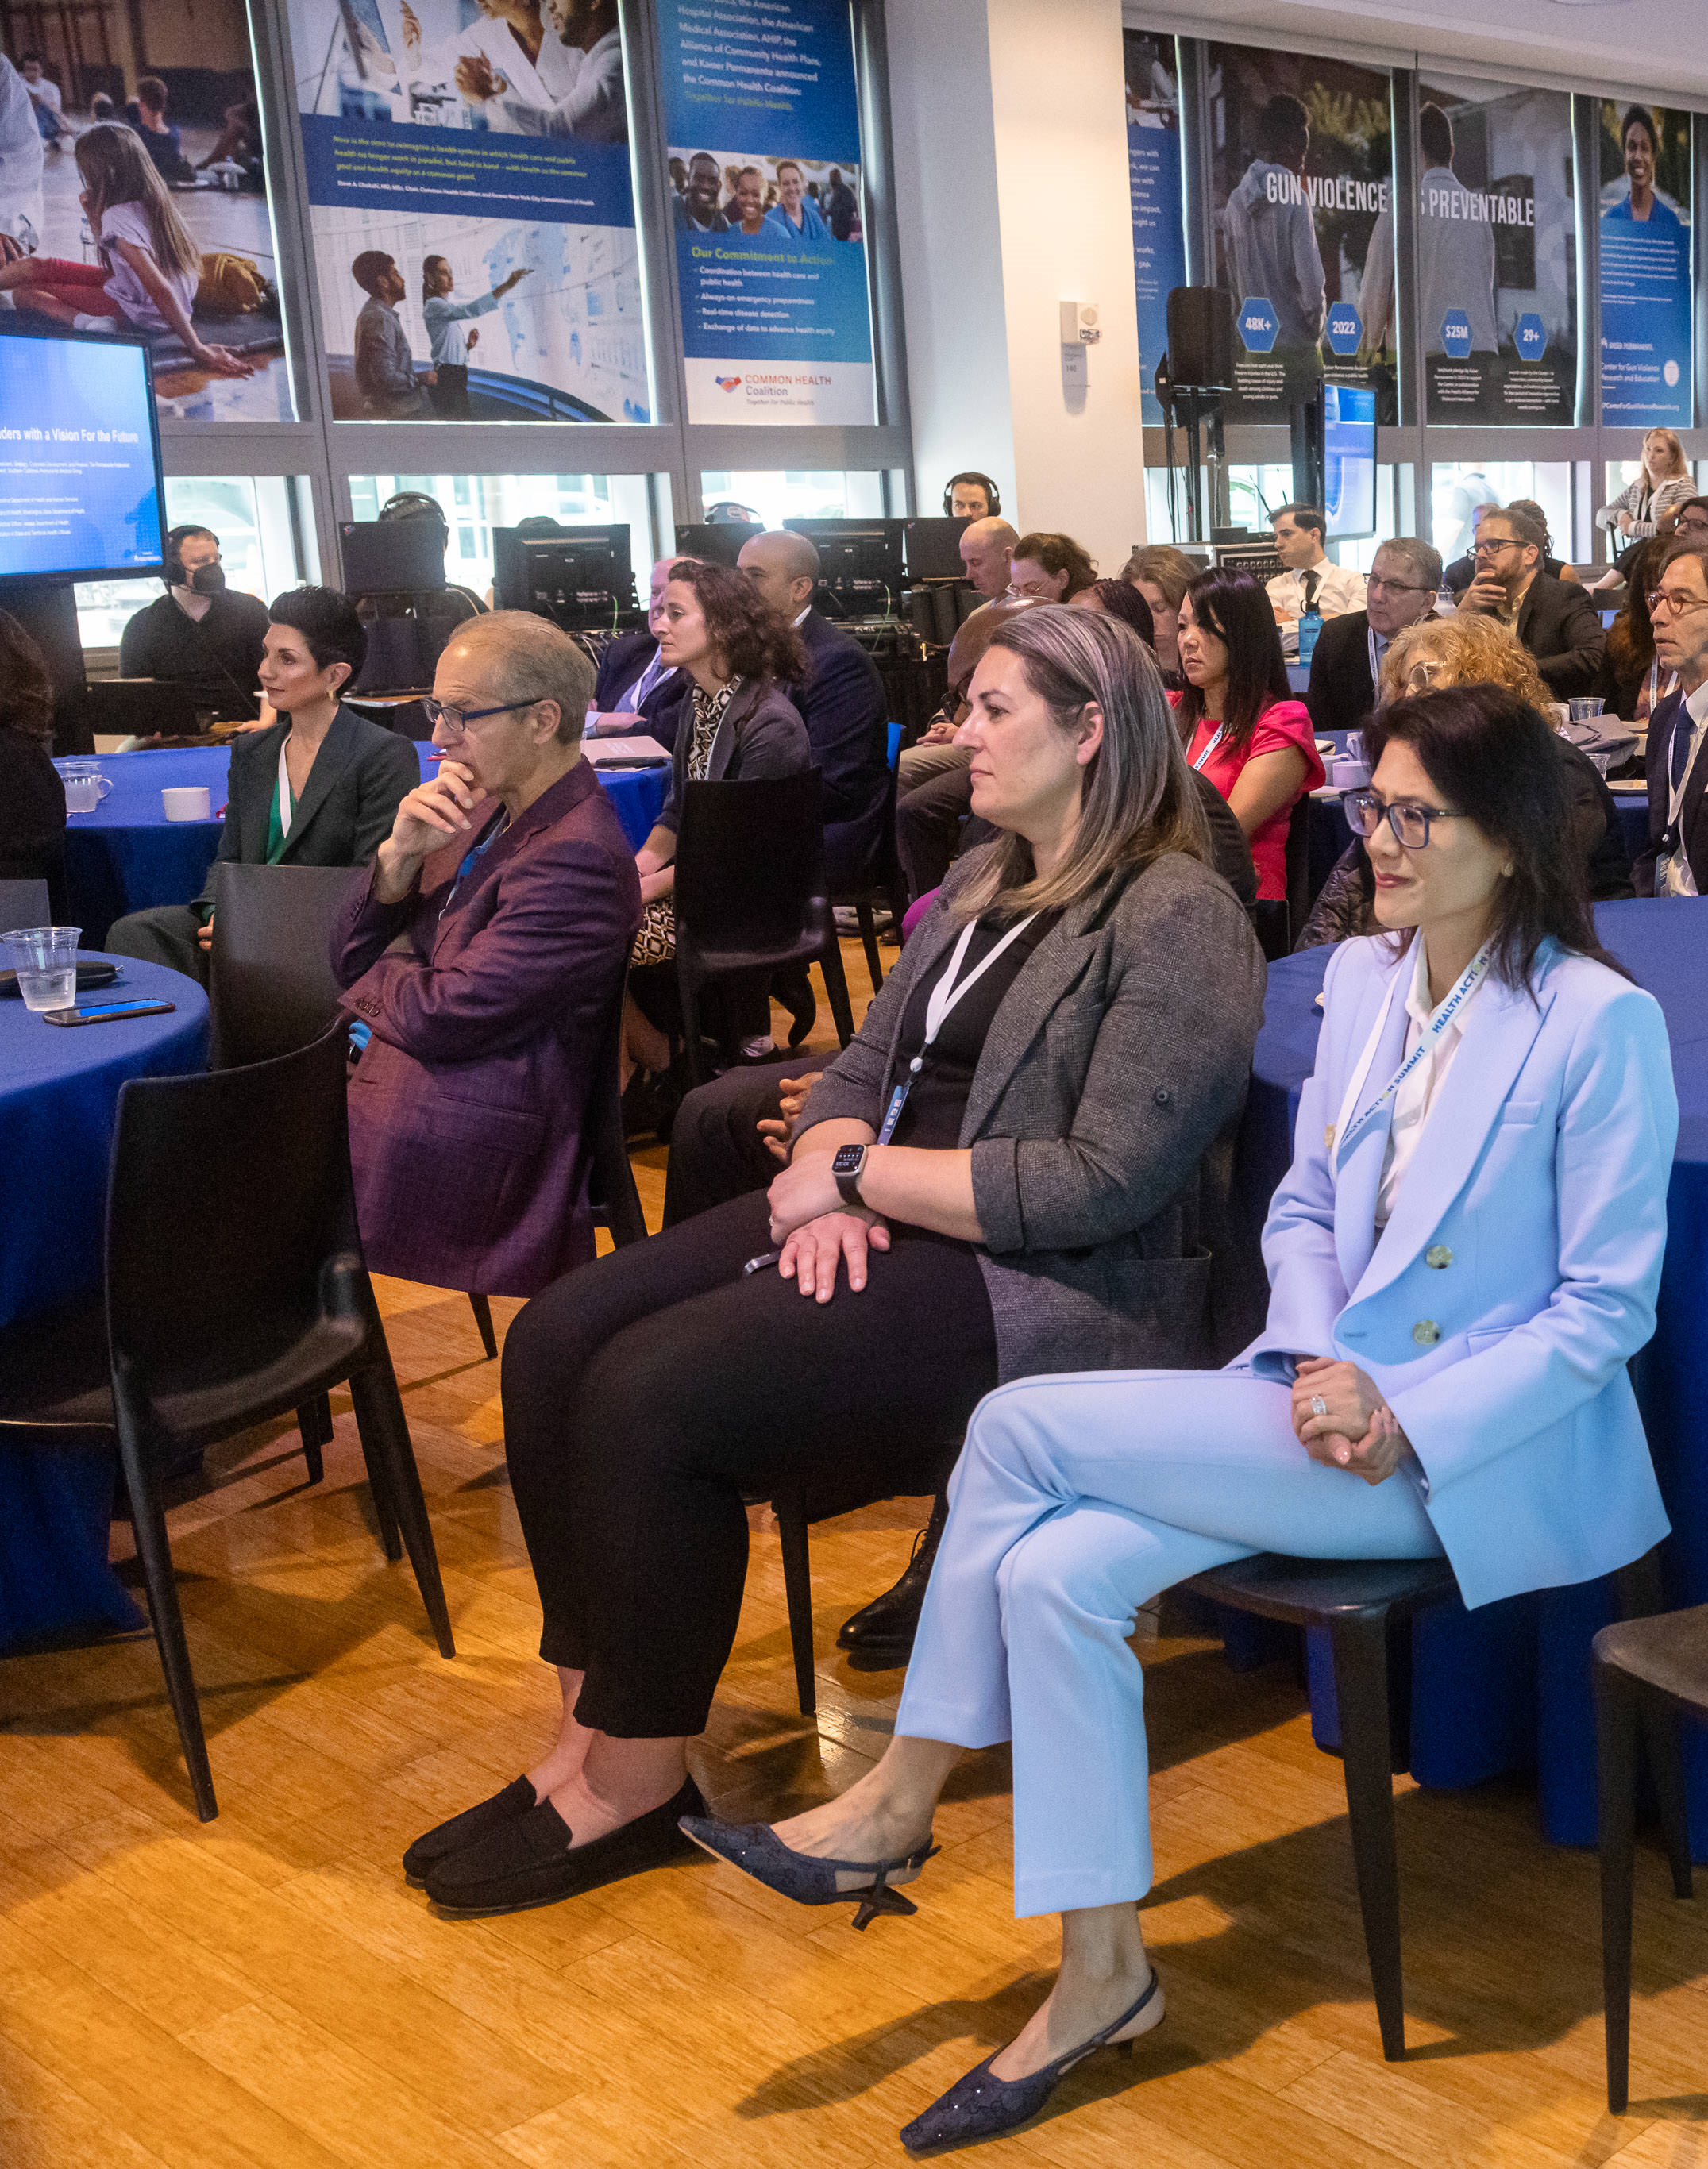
161;786;213;822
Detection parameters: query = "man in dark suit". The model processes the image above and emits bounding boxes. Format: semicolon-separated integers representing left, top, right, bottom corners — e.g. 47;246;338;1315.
737;529;889;880
1305;535;1443;736
106;588;418;984
1458;506;1606;697
591;553;693;751
1635;540;1708;896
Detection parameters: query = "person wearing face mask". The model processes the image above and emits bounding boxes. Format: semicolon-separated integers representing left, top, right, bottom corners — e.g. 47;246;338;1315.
106;588;418;984
118;525;272;712
1304;537;1442;738
588;553;699;750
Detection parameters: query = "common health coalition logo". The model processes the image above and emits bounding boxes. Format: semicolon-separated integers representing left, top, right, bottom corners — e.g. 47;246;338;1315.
715;376;743;392
684;358;877;425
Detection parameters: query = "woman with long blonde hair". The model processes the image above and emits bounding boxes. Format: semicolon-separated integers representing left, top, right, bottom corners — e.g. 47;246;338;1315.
0;122;251;379
1596;427;1695;552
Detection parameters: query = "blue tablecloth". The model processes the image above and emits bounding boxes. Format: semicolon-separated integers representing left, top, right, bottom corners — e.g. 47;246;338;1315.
1243;900;1708;1849
0;954;210;1649
63;743;670;943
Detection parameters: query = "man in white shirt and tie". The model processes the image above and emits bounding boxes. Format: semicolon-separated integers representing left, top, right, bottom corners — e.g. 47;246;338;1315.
1637;541;1708;897
1267;503;1367;652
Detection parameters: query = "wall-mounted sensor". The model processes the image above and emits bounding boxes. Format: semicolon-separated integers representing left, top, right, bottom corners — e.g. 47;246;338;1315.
1059;302;1101;345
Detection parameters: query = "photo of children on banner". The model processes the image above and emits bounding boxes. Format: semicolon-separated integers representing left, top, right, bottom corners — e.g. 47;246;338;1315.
667;149;862;244
0;17;285;421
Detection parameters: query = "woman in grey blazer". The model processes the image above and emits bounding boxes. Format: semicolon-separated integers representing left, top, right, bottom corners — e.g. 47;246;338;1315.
105;587;419;984
401;605;1266;1919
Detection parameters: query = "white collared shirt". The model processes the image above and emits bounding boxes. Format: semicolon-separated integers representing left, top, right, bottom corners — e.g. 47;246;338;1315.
1267;559;1367;627
1662;679;1708;898
1374;938;1487;1227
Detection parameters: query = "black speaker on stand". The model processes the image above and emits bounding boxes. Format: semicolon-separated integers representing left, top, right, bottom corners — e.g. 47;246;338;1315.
1163;288;1235;544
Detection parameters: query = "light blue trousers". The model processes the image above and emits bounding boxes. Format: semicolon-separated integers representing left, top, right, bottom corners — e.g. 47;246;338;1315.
895;1368;1444;1918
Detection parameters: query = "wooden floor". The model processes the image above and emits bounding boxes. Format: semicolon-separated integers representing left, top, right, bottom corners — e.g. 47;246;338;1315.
5;946;1708;2167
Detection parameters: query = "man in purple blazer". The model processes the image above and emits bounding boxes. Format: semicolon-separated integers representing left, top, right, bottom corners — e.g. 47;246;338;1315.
331;613;642;1296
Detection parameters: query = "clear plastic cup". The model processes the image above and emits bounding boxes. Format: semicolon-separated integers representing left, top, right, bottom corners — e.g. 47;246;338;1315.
3;926;81;1013
1568;697;1606;722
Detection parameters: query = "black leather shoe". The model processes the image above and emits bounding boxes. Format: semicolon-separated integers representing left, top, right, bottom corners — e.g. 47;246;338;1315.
838;1491;949;1655
403;1774;535;1885
899;1971;1162;2152
423;1777;706;1916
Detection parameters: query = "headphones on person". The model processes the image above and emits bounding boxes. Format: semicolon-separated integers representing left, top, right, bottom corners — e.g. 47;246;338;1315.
942;472;1001;518
164;523;205;588
377;491;449;530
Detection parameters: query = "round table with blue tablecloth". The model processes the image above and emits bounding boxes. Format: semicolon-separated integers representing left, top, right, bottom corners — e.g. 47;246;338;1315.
1242;899;1708;1851
0;954;210;1649
62;743;672;944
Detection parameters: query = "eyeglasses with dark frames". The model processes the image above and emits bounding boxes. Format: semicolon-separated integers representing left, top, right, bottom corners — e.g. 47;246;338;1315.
1342;788;1464;850
419;696;538;738
1645;588;1708;621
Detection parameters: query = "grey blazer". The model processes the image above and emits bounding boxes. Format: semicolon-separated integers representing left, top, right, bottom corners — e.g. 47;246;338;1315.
656;676;811;834
796;847;1266;1381
195;705;421;909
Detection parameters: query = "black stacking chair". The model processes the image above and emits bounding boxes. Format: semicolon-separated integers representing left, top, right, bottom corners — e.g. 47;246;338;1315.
1594;1597;1700;2111
0;1027;454;1821
0;878;51;931
829;755;909;996
673;771;855;1090
1252;796;1315;963
1186;1547;1675;2061
209;861;360;1069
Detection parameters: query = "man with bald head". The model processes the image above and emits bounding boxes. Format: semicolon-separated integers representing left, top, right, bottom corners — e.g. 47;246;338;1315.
738;526;889;875
591;552;696;749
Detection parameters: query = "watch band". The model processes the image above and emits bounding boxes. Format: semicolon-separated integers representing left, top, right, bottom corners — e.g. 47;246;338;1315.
835;1167;866;1209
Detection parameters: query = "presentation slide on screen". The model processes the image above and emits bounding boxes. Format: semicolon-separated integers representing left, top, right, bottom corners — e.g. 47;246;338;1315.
1324;383;1377;540
0;338;163;580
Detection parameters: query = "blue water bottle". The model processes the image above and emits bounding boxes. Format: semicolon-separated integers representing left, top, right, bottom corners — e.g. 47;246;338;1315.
1297;607;1324;665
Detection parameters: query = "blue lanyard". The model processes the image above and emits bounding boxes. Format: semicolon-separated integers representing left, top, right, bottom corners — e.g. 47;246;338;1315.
443;808;510;913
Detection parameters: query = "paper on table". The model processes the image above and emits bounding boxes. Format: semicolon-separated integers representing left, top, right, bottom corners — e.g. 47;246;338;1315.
587;738;669;765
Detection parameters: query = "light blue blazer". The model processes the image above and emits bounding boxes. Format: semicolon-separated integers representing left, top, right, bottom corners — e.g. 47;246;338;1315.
1241;933;1679;1608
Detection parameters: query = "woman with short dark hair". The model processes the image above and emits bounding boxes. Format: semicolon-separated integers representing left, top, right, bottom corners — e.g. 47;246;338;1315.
1172;566;1322;900
104;585;418;984
0;611;66;906
401;605;1266;1920
694;682;1678;2155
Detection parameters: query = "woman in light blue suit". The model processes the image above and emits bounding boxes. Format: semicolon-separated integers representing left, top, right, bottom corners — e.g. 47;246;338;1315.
685;684;1680;2153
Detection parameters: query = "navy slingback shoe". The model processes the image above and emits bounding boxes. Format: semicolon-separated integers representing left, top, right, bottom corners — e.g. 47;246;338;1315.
680;1814;939;1929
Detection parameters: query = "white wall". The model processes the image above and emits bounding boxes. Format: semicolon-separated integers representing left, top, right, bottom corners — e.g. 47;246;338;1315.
885;0;1147;571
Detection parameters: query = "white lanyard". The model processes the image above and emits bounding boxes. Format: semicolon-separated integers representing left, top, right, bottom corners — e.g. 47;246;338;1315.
1367;627;1386;697
1667;702;1706;831
1328;946;1491;1169
1189;722;1225;772
276;738;294;839
876;914;1039;1145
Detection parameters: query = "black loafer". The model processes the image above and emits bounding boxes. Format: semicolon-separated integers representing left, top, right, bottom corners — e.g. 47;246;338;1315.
403;1775;535;1885
424;1776;707;1916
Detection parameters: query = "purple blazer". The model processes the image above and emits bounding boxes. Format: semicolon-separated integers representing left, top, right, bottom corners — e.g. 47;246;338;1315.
330;758;642;1296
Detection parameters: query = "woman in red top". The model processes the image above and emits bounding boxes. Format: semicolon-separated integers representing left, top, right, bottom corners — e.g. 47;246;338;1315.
1171;567;1324;900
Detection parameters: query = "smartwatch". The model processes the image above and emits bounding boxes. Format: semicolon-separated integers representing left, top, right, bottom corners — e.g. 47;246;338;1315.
832;1142;869;1208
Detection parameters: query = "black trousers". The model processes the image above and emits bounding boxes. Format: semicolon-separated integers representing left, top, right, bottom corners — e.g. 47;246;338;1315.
104;903;209;986
661;1058;825;1227
896;759;974;900
501;1189;997;1736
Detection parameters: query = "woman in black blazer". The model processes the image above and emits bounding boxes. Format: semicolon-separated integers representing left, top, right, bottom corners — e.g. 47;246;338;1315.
0;611;67;916
623;560;812;1087
106;588;420;984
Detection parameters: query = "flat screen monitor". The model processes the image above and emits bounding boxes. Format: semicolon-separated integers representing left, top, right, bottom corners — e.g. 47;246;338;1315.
340;518;446;594
673;521;764;569
492;523;635;628
1323;383;1377;542
904;517;970;582
0;322;165;584
785;518;907;611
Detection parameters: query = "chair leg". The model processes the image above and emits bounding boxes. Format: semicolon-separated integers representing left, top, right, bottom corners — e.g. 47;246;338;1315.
855;903;885;994
349;1355;455;1659
1328;1608;1407;2059
775;1497;817;1719
355;1410;403;1561
1596;1658;1641;2113
817;932;857;1048
1613;1551;1692;1897
679;968;709;1091
116;1435;217;1821
468;1293;498;1362
295;1393;330;1483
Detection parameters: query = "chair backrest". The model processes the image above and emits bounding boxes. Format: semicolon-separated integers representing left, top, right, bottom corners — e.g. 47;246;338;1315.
588;985;646;1248
673;771;826;954
209;862;364;1069
1284;791;1313;946
0;878;51;933
106;1027;358;1400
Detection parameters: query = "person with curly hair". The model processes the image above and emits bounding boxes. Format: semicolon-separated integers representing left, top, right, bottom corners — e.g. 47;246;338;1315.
1296;612;1633;948
1008;531;1098;602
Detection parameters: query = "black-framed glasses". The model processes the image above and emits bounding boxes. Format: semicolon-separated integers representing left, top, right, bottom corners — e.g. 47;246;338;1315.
1365;574;1432;598
1343;788;1463;850
1472;537;1524;557
420;695;536;738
